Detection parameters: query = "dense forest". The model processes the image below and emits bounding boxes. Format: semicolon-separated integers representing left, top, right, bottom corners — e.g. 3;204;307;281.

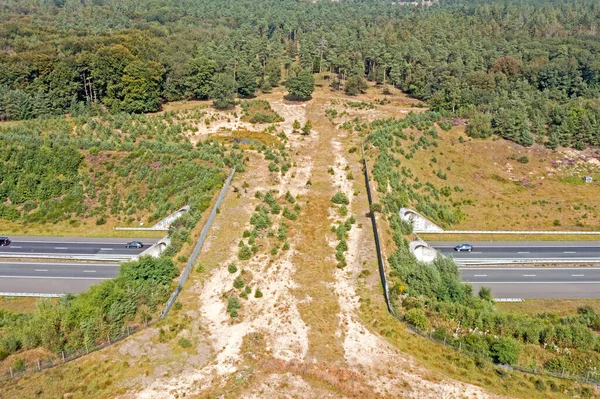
1;0;599;148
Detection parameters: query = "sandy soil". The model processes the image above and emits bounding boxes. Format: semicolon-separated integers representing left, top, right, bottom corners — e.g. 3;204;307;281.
0;88;515;399
127;88;505;398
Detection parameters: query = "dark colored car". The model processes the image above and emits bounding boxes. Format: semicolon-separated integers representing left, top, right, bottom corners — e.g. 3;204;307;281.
0;237;10;246
454;243;473;252
125;241;144;249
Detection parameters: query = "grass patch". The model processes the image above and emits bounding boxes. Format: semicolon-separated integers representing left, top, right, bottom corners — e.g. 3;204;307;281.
240;100;284;124
420;233;600;242
214;128;281;148
390;125;600;231
497;299;600;317
0;297;51;314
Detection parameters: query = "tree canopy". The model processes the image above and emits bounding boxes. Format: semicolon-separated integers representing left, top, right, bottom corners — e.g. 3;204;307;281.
0;0;599;148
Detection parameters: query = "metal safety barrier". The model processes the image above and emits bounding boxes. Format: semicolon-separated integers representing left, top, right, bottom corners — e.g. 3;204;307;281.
0;292;64;298
420;230;600;235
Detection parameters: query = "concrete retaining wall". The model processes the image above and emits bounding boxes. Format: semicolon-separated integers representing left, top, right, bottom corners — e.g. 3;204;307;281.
400;208;444;232
136;236;170;259
409;240;437;263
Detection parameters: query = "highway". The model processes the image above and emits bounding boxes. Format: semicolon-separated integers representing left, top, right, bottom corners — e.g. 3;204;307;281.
431;241;600;264
0;236;156;295
0;236;154;259
461;267;600;298
0;261;120;295
428;241;600;297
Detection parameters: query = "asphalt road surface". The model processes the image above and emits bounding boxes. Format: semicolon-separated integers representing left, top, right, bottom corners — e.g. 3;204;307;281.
0;236;154;258
0;261;119;295
0;236;156;295
461;267;600;298
431;241;600;264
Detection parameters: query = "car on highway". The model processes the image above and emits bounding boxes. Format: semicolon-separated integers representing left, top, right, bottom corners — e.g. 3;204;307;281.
0;237;10;246
454;243;473;252
125;241;144;249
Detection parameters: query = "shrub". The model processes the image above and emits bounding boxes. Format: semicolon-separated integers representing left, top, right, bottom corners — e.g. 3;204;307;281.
13;358;25;372
285;191;296;204
174;301;183;310
438;120;454;131
491;337;521;365
233;276;245;289
178;338;192;348
238;245;252;260
250;207;271;230
339;205;348;216
283;207;298;221
478;286;493;301
534;379;546;391
227;296;240;317
331;192;349;205
517;155;529;164
254;288;263;298
228;263;238;273
405;308;429;331
336;239;348;252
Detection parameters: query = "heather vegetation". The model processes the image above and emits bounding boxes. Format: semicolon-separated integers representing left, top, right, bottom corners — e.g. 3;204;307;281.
367;112;600;381
0;111;244;225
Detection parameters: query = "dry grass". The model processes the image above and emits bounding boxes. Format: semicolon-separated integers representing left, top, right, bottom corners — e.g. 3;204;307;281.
1;87;594;399
356;286;584;399
289;93;345;364
403;126;600;231
240;100;284;123
0;296;49;313
0;219;165;238
160;99;210;113
496;298;600;317
213;128;282;147
419;233;600;242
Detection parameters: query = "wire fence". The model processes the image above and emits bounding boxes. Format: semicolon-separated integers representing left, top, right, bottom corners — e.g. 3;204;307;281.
406;324;600;386
0;325;142;382
0;169;236;383
361;143;395;316
160;167;236;319
360;143;600;388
